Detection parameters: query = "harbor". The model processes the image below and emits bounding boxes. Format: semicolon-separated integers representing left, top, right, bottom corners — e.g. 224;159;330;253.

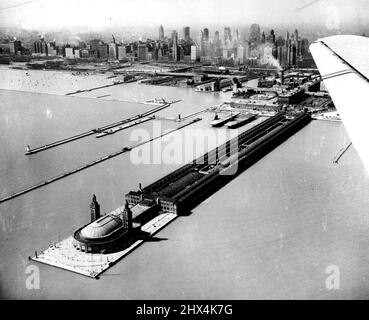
30;111;312;277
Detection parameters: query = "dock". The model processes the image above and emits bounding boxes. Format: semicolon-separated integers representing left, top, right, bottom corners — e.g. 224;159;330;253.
25;103;172;155
65;80;133;96
210;112;240;127
1;118;201;204
333;141;352;164
96;116;155;138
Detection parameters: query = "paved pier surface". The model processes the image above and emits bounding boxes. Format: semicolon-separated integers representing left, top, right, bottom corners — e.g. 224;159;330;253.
31;212;177;278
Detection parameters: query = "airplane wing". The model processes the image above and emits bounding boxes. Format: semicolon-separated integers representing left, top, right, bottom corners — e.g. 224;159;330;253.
310;35;369;174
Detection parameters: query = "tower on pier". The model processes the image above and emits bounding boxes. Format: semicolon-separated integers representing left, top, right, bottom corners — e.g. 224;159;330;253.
90;194;101;222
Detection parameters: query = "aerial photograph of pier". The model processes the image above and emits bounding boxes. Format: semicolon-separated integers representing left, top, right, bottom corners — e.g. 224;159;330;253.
1;0;369;301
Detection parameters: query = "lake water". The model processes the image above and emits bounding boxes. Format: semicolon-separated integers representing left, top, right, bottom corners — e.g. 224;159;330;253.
1;68;369;299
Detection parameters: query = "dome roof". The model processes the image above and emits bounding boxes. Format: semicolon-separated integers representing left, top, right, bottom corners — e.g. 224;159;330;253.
80;215;123;239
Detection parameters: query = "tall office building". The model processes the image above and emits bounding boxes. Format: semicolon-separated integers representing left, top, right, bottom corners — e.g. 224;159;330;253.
294;29;299;45
202;28;209;42
109;42;118;60
270;30;276;44
191;45;200;61
214;31;220;43
234;29;239;43
9;39;21;54
47;42;57;56
98;44;108;59
171;30;179;61
261;32;266;43
65;47;74;58
224;27;232;43
159;25;164;41
183;26;190;41
285;31;290;67
118;45;126;60
237;45;245;64
250;24;261;43
138;44;148;61
32;38;48;56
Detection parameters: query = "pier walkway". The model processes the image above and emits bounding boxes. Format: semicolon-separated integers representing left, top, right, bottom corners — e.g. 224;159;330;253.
65;79;137;96
25;102;176;155
333;141;352;164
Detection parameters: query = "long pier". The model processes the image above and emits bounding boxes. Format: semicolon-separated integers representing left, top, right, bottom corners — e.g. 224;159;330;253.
96;116;155;138
155;107;208;122
65;80;133;96
333;141;352;164
1;118;201;204
25;102;176;155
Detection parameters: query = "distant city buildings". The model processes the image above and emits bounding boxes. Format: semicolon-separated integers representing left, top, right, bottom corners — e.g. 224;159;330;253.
0;24;311;68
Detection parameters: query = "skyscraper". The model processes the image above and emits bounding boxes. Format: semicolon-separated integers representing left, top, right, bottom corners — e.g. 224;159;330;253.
138;44;148;61
224;27;232;43
270;30;276;44
183;26;190;41
203;28;209;42
172;30;179;61
214;31;220;43
250;24;261;43
285;31;290;67
159;25;164;41
294;29;299;45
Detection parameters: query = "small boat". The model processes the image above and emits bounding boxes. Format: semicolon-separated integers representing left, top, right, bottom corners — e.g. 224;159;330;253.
143;98;167;105
225;114;257;129
210;112;240;127
312;112;341;122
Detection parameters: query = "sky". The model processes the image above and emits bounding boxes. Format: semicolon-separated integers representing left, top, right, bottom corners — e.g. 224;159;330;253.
0;0;369;31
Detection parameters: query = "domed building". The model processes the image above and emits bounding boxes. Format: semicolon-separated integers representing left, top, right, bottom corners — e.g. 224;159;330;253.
73;195;140;253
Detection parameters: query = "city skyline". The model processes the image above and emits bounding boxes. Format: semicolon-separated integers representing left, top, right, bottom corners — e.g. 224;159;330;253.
1;0;369;31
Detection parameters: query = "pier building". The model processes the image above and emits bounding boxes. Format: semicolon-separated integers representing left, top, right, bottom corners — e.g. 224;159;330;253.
73;197;140;253
73;195;160;253
126;111;311;215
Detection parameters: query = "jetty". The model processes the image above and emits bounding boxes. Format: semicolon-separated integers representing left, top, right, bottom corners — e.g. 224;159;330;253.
96;116;155;138
25;102;174;155
333;141;352;164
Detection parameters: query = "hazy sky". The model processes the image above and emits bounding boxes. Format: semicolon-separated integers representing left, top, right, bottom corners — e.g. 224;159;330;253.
1;0;369;31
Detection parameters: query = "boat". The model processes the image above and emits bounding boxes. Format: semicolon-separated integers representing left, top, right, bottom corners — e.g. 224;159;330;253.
225;113;257;129
143;98;167;105
210;112;240;127
312;111;341;122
